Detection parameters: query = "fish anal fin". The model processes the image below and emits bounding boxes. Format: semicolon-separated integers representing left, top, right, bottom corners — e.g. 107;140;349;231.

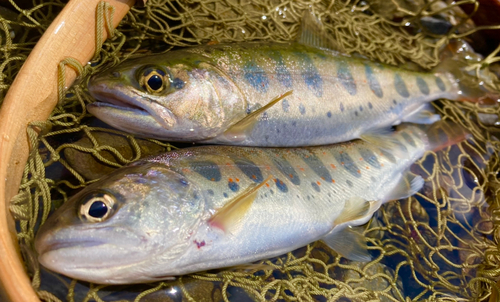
223;90;293;141
401;103;441;124
298;11;341;52
360;127;406;158
322;226;371;262
385;172;424;201
209;175;273;232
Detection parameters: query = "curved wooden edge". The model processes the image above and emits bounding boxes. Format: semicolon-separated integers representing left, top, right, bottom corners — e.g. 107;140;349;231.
0;0;135;301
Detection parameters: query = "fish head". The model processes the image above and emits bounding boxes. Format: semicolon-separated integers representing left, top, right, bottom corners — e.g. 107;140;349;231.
35;162;206;284
88;53;246;141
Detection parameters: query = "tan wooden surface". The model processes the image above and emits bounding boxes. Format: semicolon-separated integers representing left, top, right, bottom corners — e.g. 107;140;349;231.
0;0;135;301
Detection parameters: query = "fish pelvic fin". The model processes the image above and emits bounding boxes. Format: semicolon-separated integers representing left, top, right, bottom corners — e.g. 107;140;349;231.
435;39;500;105
298;11;342;52
222;90;293;142
322;225;371;262
209;175;273;232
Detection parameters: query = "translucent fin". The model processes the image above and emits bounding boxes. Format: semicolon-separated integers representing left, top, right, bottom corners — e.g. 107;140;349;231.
322;226;371;262
297;11;341;51
223;90;293;141
423;121;471;152
401;104;441;124
385;172;424;201
209;175;273;232
334;197;371;225
360;127;406;159
435;39;499;105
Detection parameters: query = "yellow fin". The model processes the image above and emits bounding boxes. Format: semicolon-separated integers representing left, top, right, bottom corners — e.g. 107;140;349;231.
298;11;342;52
223;90;293;141
322;226;371;262
333;197;374;225
209;175;273;232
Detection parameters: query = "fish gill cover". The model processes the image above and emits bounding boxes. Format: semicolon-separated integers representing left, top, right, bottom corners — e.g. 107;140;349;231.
1;0;500;301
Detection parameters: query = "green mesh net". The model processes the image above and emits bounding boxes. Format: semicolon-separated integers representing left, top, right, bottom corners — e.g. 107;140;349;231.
2;0;500;301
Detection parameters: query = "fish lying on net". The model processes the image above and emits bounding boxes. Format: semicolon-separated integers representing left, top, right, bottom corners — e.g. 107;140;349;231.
34;122;468;284
87;14;496;147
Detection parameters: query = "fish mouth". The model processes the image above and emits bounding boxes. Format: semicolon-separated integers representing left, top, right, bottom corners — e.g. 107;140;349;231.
88;84;177;130
37;238;106;256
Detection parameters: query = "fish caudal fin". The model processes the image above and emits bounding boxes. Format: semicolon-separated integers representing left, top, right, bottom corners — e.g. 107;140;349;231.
422;121;471;152
435;39;500;105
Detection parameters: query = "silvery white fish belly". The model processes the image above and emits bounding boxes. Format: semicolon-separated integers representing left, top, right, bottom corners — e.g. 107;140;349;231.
33;124;460;285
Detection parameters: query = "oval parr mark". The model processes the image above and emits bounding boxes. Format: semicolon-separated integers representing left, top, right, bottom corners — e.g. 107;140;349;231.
272;156;300;185
364;64;383;98
231;157;264;183
401;132;416;147
337;61;357;96
416;76;430;95
274;178;288;192
435;76;446;91
368;102;373;109
300;150;333;183
244;62;269;93
358;147;381;169
333;151;361;178
188;160;222;181
379;149;396;163
268;50;293;88
394;73;410;98
298;53;323;97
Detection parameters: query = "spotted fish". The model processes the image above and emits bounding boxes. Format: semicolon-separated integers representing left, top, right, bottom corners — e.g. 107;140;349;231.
34;123;467;284
87;17;495;147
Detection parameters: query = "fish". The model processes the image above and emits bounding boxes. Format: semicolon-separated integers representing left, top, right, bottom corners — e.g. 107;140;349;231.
34;123;467;284
87;15;496;147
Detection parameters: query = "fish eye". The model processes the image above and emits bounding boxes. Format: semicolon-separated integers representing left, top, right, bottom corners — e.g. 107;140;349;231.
79;192;115;223
140;67;168;93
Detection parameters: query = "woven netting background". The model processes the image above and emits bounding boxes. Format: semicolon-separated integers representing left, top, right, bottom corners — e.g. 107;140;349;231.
2;0;500;301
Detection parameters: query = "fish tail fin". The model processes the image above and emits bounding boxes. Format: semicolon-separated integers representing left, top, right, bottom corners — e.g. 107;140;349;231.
434;39;500;105
420;121;471;152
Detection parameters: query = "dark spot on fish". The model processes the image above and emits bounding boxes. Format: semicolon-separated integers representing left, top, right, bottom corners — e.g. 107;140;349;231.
394;73;410;98
264;193;268;198
393;100;397;105
346;179;353;187
355;111;358;117
299;104;306;115
402;132;416;147
270;189;274;194
207;189;214;196
340;103;345;112
223;192;228;198
311;182;320;192
337;61;357;96
368;102;373;109
244;62;269;93
333;151;362;178
292;121;297;127
231;157;263;183
246;105;252;114
307;195;311;201
435;76;446;91
298;53;323;97
189;160;221;182
228;180;239;192
365;64;383;98
327;111;332;118
380;149;396;163
300;150;333;182
275;178;288;192
359;105;363;111
359;147;381;169
416;77;430;95
172;78;185;89
328;193;332;198
282;99;290;112
193;240;205;249
272;156;300;185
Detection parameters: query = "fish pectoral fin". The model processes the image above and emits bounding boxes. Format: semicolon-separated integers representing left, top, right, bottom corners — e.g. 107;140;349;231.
322;225;371;262
401;103;441;124
223;90;293;141
360;127;407;159
209;175;273;232
298;11;342;52
385;172;424;201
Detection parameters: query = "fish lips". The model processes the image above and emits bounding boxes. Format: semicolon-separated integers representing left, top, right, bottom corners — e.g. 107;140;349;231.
88;83;178;133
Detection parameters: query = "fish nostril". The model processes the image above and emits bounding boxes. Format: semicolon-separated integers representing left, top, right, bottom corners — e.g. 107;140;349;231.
112;71;120;78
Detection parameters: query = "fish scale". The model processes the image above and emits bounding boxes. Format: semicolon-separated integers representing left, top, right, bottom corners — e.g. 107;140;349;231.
35;124;441;284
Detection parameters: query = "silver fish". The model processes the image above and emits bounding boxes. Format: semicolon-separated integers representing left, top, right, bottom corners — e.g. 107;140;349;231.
34;123;466;284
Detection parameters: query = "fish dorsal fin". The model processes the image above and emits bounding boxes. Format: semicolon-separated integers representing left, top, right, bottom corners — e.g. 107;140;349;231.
223;90;293;141
298;11;341;51
401;103;441;125
322;226;371;262
385;172;424;201
334;197;373;225
209;175;273;232
360;127;407;159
